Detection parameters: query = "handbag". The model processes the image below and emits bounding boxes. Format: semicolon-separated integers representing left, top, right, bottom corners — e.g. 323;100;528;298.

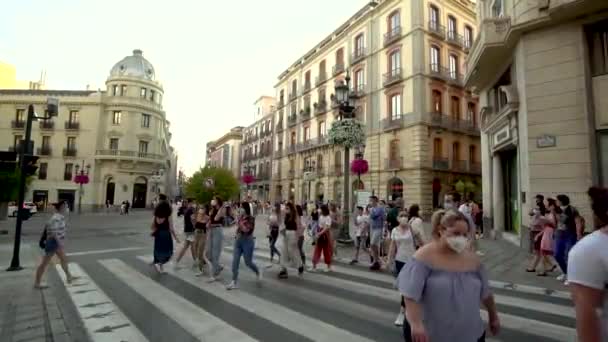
39;228;47;249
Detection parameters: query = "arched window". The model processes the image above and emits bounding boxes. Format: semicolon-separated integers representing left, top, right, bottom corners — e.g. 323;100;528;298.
433;138;443;157
432;90;442;113
450;96;460;120
469;145;477;163
429;5;440;27
388;177;404;201
430;45;441;70
452;141;461;161
336;48;344;66
389;139;400;160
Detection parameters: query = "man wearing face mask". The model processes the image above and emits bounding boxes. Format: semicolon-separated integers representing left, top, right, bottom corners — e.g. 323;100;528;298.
398;209;500;342
368;196;386;270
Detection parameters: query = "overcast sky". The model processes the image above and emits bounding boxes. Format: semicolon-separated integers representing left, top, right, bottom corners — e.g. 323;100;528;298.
0;0;367;176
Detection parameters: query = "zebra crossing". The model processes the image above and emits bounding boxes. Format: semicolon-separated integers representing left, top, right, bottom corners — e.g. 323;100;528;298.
55;245;577;342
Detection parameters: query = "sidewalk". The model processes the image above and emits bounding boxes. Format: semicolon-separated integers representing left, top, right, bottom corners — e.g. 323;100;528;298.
249;215;568;293
0;243;76;342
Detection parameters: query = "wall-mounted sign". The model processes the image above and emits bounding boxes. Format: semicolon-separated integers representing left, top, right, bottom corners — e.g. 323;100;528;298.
493;125;510;147
536;134;556;148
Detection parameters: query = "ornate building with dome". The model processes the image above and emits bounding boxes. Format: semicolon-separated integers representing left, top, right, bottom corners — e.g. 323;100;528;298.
0;49;177;211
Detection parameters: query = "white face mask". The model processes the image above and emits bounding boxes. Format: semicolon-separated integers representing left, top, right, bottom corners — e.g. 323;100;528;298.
398;217;408;226
211;200;217;206
445;236;468;253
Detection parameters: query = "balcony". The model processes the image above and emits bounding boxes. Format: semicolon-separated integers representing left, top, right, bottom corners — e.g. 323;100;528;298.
383;68;403;87
428;21;446;39
65;121;80;130
351;84;366;98
452;160;468;172
314;100;328;115
427;112;480;136
470;162;482;174
95;149;165;163
11;120;25;129
351;47;367;64
63;148;77;157
298;136;329;152
287;144;297;155
289;92;297;102
384;26;402;46
446;31;464;48
274;148;283;159
332;64;345;76
276;120;284;133
288;169;296;180
37;147;52;156
381;114;404;131
303;81;312;94
278;99;285;108
315;72;328;87
39;120;54;130
429;64;447;80
316;167;325;177
300;108;311;121
288;114;298;127
446;71;464;87
432;157;450;171
465;17;512;88
385;157;403;170
8;145;21;153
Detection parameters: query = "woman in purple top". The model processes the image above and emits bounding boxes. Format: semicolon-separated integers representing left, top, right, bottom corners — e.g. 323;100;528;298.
398;209;500;342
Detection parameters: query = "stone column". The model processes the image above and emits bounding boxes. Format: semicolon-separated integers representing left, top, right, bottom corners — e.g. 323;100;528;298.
492;155;504;239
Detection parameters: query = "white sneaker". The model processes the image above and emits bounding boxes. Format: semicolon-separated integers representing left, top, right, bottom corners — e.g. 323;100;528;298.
195;270;205;277
324;267;332;273
556;274;565;281
256;269;263;283
265;264;274;269
226;281;238;290
207;277;217;283
394;312;405;326
154;264;162;273
564;280;570;286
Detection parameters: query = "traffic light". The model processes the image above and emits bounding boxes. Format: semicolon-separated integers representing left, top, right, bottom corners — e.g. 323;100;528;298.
0;151;17;172
23;155;39;176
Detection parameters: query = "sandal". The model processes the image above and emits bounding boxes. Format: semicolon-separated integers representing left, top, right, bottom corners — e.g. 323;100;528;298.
525;268;535;272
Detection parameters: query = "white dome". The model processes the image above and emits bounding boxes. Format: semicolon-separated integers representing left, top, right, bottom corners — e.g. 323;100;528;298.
109;49;156;80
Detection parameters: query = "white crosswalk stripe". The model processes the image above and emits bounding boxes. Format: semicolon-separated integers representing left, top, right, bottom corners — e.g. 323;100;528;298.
53;245;577;342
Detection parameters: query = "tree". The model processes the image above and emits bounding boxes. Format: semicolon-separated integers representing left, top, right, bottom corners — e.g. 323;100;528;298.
0;170;32;221
184;166;240;204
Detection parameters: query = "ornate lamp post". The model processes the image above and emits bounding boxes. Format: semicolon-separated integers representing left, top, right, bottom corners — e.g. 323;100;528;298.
73;161;91;214
303;160;316;203
351;148;369;187
150;168;165;203
328;74;365;242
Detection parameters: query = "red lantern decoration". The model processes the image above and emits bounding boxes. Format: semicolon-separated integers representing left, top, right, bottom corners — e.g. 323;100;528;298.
242;174;255;185
350;159;369;175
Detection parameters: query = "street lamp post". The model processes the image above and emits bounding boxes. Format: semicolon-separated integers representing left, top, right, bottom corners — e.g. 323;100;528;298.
335;75;356;241
303;160;316;203
151;168;165;201
73;161;91;214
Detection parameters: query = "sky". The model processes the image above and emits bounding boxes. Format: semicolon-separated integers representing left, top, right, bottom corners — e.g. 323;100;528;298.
0;0;368;176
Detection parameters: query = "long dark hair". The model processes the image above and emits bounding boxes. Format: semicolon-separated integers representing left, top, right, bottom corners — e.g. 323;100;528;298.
242;201;251;216
588;186;608;228
408;204;420;219
296;204;303;217
286;202;297;223
547;198;562;214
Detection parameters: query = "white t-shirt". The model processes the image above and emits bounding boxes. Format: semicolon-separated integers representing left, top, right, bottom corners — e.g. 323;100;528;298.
355;215;370;237
319;215;332;230
391;227;416;263
409;217;427;245
567;230;608;341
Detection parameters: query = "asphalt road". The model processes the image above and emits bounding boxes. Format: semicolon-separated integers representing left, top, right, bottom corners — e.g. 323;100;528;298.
3;210;577;342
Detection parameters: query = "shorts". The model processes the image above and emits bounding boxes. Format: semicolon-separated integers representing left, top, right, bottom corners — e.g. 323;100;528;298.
44;238;60;256
370;229;383;246
355;236;368;248
185;232;195;242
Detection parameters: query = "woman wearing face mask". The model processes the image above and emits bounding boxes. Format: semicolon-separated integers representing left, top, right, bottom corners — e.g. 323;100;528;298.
207;196;226;282
398;209;500;342
387;211;418;327
34;201;78;289
278;202;302;279
194;205;211;277
312;205;333;272
267;204;282;267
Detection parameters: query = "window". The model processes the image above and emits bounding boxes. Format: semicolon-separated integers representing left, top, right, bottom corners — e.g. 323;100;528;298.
587;21;608;76
464;26;474;48
67;137;76;151
109;138;119;150
38;162;47;180
469;145;477;163
451;96;461;120
355;69;364;91
319;121;326;136
150;89;155;102
447;16;457;39
319;60;326;75
112;85;118;96
279;90;285;103
120;85;127;96
141;113;151;128
69;111;79;124
305;71;311;86
42;136;50;149
355;34;365;54
304;126;310;141
389;11;401;31
13;135;22;149
432;90;442;113
291;103;297;116
389;139;400;160
290;132;296;145
113;111;122;125
433;138;443;157
390;94;402;118
138;141;148;155
291;79;297;95
452;142;461;161
430;5;439;27
467;102;476;123
430;46;440;70
64;163;73;181
16;109;25;122
140;87;147;98
390;50;401;72
449;54;458;78
336;48;344;66
492;0;504;17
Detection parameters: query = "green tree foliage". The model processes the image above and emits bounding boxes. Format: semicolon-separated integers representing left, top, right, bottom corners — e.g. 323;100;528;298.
184;166;239;204
0;170;20;202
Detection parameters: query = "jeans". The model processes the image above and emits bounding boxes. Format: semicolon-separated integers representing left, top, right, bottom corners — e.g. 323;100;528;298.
232;235;259;282
554;230;576;274
269;229;281;260
208;227;224;276
297;235;306;266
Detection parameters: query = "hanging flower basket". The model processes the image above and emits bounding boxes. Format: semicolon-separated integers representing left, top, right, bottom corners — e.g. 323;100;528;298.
328;119;365;149
242;174;255;185
73;174;89;184
350;159;369;175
